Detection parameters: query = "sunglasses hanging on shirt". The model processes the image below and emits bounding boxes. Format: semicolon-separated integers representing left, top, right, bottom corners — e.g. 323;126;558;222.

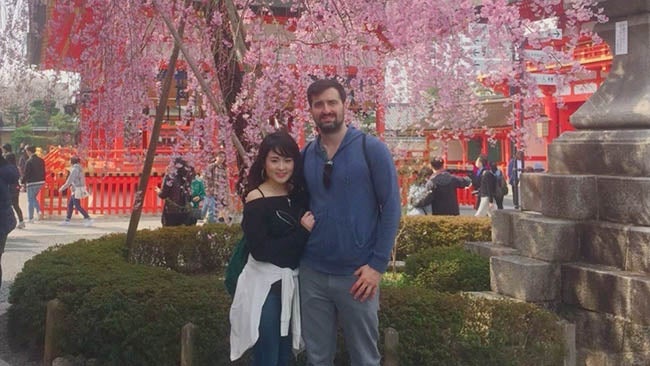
323;160;333;189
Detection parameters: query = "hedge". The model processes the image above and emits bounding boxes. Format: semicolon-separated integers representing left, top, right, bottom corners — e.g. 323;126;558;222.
8;223;565;366
394;216;491;260
403;246;490;293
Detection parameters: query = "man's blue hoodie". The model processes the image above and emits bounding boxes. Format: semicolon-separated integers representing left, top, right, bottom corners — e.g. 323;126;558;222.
301;127;401;275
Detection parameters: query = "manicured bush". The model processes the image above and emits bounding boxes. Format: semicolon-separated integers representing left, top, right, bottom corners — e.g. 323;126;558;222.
395;216;491;260
404;246;490;293
380;287;566;366
128;224;242;274
8;224;564;366
8;226;242;366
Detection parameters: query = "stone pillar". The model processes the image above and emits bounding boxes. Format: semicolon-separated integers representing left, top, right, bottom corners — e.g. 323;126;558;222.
488;1;650;364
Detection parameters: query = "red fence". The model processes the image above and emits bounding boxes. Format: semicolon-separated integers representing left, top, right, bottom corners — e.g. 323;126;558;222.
39;173;164;217
39;172;475;218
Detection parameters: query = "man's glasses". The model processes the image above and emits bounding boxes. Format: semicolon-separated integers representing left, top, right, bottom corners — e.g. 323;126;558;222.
323;160;334;189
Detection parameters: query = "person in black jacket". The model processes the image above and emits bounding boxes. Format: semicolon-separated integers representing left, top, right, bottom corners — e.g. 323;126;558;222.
426;156;472;216
22;145;46;222
2;144;25;229
474;154;496;217
155;157;194;227
0;154;19;286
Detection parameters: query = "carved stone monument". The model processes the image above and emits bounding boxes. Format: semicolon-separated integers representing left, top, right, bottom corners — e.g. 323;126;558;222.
470;1;650;364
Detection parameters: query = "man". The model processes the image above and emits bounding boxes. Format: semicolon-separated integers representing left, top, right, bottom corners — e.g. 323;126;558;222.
426;156;471;215
202;151;229;223
22;145;46;222
300;79;401;365
2;143;25;228
507;150;524;209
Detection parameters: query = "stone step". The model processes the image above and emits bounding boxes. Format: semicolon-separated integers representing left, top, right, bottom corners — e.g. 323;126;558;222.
562;262;650;326
565;307;650;357
520;173;650;227
490;255;560;302
512;214;580;262
491;210;580;263
464;241;519;259
580;221;650;274
547;130;650;177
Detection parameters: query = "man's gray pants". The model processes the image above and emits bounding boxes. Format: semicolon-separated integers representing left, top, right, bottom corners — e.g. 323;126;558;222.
299;265;380;366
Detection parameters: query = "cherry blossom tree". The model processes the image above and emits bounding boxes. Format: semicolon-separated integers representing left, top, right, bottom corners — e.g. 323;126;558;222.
24;0;604;159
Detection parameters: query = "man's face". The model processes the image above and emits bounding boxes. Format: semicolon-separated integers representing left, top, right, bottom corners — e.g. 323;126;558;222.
309;88;345;134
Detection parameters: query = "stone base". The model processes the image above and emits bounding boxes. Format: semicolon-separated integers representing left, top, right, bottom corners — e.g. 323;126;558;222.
548;130;650;177
464;241;519;259
562;263;650;325
490;255;560;302
580;221;650;273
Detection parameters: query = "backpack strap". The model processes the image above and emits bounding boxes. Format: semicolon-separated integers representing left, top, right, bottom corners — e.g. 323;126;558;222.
362;133;381;213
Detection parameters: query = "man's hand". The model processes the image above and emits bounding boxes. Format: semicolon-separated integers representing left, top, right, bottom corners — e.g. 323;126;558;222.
350;265;382;302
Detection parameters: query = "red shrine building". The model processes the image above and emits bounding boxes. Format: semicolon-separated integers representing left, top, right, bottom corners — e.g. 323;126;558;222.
28;0;612;176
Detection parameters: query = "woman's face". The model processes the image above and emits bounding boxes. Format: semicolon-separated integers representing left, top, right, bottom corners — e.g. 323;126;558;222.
264;150;294;186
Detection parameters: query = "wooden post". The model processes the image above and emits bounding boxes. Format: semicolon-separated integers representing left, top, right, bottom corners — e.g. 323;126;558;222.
180;322;196;366
384;327;399;366
43;299;64;366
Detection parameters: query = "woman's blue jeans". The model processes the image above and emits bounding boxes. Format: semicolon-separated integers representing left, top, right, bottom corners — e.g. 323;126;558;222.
26;183;44;220
252;291;292;366
66;196;90;220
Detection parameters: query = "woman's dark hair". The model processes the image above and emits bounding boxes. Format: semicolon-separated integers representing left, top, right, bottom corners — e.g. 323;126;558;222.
244;130;305;198
70;156;81;165
4;153;16;165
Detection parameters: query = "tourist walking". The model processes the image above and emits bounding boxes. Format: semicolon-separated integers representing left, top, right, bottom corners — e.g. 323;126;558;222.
156;157;194;227
300;79;401;366
188;169;205;225
229;131;314;365
22;145;46;222
202;151;230;223
507;150;524;209
490;161;507;210
474;154;496;217
58;156;93;226
0;154;19;286
2;144;24;229
427;156;472;216
406;166;433;215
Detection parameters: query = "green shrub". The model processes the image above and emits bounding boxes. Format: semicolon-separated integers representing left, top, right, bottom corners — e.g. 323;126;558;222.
395;216;491;260
9;225;564;366
128;224;242;274
9;226;241;366
404;246;490;292
380;287;566;366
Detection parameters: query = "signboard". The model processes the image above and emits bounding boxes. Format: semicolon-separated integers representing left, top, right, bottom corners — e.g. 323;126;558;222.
530;73;557;86
615;21;628;55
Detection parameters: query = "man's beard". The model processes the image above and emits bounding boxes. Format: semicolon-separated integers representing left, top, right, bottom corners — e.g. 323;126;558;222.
316;116;344;134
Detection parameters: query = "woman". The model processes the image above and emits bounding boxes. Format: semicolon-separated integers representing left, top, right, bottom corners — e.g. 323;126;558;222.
406;167;433;215
58;156;93;226
156;157;194;227
230;131;314;365
474;154;496;217
490;161;506;210
0;154;19;286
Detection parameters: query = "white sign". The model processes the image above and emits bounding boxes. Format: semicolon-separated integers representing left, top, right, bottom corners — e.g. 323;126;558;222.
531;73;557;86
540;28;563;40
523;49;547;61
615;21;628;55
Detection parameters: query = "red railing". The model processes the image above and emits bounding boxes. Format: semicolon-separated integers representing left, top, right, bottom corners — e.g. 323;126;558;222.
39;173;165;217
